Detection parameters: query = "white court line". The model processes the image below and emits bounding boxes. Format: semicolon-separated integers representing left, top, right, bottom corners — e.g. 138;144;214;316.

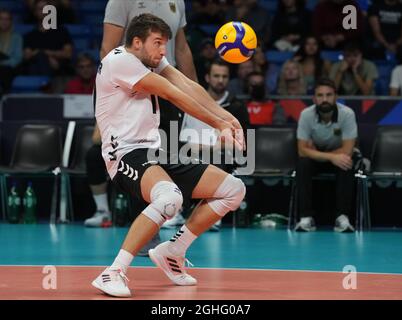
0;264;401;276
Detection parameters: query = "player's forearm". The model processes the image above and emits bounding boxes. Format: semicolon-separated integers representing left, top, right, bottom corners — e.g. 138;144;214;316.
164;87;223;129
298;147;332;162
329;145;354;157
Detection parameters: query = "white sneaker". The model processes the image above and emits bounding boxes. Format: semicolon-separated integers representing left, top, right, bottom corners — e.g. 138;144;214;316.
334;214;355;232
92;267;131;297
148;242;197;286
84;210;112;227
161;212;186;229
294;216;316;232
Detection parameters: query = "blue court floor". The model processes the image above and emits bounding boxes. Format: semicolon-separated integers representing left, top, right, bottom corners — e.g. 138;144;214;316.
1;223;402;275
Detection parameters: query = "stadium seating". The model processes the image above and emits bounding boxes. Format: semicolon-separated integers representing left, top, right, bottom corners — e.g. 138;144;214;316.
265;50;293;64
258;0;277;13
0;124;63;223
375;61;393;96
321;50;343;62
0;1;24;13
198;24;219;37
65;24;93;51
11;76;50;93
13;24;35;35
357;126;402;229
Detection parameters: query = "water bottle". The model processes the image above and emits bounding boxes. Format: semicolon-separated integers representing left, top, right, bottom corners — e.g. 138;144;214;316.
23;182;37;224
7;181;21;224
114;193;128;227
235;200;249;228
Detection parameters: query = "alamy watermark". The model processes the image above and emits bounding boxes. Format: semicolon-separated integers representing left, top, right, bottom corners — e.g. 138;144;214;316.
342;5;357;30
42;265;57;290
42;5;57;30
342;265;357;290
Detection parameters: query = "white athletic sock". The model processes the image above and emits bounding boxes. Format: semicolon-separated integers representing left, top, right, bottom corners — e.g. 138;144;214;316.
111;249;134;274
167;225;197;257
93;193;110;213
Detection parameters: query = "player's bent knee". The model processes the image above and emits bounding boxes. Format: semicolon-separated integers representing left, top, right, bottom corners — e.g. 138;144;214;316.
142;181;183;227
206;174;246;217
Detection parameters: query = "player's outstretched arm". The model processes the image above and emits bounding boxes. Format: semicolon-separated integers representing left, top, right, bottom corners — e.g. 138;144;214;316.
135;72;223;130
160;65;246;149
134;72;244;151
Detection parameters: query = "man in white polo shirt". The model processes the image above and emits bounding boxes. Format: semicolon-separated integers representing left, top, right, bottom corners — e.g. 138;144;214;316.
295;78;358;232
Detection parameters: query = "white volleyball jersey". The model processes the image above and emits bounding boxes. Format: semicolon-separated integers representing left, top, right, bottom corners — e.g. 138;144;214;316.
94;46;170;179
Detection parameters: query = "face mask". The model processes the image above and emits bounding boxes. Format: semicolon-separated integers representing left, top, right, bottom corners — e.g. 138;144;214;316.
317;102;336;114
250;84;265;101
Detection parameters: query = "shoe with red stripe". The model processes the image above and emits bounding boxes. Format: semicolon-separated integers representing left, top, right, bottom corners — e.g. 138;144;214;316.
148;242;197;286
92;267;131;297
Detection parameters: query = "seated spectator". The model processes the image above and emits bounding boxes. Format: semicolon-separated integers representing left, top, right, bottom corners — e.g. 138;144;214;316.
252;44;280;94
24;0;76;24
390;47;402;96
294;35;332;93
194;38;219;89
0;9;23;94
64;53;96;94
277;60;308;95
21;0;73;76
227;59;255;97
329;42;378;95
225;0;272;48
245;71;286;126
295;78;358;232
270;0;311;52
313;0;364;50
367;0;402;59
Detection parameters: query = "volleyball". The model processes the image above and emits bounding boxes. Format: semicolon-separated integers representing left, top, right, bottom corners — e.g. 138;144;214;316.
214;21;257;64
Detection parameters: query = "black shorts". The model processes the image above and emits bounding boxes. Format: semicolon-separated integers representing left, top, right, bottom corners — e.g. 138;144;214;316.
112;148;209;209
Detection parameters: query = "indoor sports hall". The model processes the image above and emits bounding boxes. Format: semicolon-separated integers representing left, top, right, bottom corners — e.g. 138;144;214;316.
1;0;402;301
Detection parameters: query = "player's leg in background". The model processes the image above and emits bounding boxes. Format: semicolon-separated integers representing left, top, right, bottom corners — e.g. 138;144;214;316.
147;165;245;286
84;144;112;227
187;164;246;235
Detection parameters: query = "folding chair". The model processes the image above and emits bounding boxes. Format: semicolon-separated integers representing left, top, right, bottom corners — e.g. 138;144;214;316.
236;127;297;227
362;126;402;229
0;124;63;223
60;124;94;222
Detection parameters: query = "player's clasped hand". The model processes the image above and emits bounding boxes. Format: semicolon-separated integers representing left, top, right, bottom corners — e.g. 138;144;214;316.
217;121;245;152
330;153;353;171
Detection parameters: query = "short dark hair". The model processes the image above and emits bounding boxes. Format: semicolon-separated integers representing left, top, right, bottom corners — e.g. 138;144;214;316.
206;58;230;74
125;13;172;46
314;77;337;93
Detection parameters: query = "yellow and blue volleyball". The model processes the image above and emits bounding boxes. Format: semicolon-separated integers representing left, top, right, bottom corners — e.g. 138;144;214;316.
214;21;257;64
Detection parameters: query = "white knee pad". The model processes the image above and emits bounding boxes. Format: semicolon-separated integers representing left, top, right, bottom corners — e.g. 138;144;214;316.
206;174;246;217
143;181;183;227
